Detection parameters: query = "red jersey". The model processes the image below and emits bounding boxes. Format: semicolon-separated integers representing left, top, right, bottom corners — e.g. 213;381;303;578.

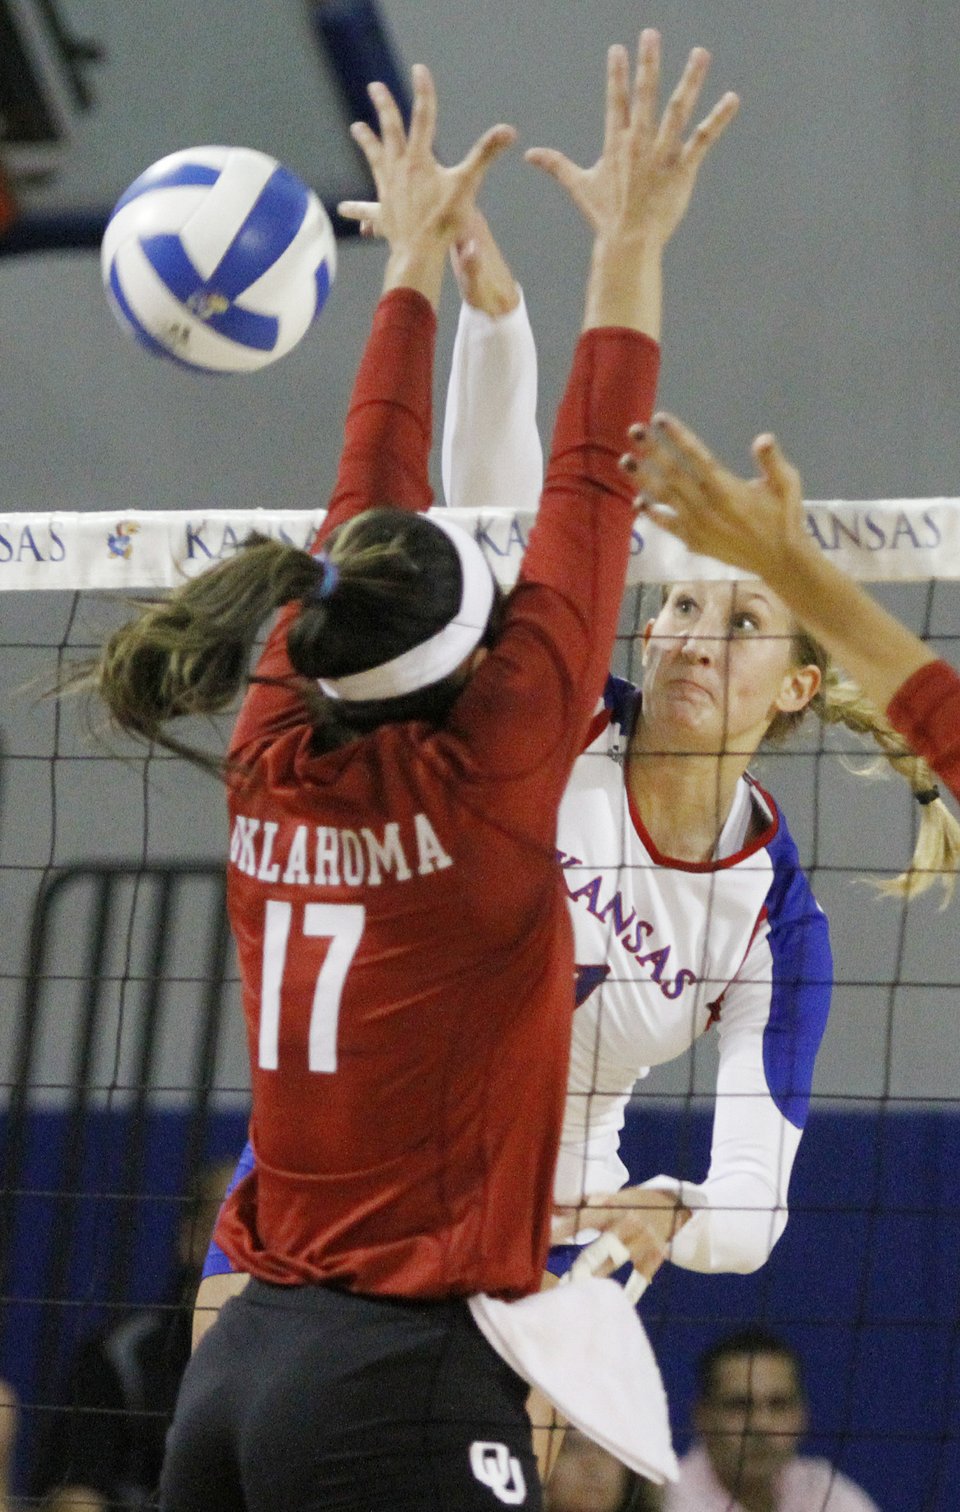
887;659;960;805
215;288;660;1300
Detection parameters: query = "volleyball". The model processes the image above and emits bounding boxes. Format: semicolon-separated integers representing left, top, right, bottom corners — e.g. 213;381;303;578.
100;146;337;373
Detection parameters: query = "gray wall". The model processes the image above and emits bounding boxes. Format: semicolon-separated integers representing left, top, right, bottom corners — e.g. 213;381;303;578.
2;0;960;1109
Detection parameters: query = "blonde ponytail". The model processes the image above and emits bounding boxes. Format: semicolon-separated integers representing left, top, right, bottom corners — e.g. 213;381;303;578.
818;667;960;905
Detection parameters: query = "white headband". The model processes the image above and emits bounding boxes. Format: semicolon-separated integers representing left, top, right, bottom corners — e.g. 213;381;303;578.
317;515;496;703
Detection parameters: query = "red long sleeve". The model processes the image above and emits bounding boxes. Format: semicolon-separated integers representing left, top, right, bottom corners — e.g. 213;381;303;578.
229;289;436;764
887;659;960;805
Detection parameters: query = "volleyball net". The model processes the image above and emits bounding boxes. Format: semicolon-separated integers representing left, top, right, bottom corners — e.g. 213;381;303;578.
2;503;960;1504
1;496;959;590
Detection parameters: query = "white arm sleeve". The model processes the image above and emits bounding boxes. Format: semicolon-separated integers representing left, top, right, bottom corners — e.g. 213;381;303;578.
641;936;804;1274
440;293;544;513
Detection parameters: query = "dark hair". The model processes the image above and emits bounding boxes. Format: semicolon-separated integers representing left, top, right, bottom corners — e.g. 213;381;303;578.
61;510;502;775
696;1327;805;1405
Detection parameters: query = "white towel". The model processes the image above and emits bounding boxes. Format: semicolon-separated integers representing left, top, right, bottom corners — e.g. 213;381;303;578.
468;1278;678;1484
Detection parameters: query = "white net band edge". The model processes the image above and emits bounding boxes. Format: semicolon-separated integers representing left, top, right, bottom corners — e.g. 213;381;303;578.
0;500;957;590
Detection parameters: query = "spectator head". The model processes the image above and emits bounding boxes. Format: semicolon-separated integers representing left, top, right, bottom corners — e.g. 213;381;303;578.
693;1328;808;1499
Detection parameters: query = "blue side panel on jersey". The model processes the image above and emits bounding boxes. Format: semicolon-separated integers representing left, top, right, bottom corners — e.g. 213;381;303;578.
201;1139;255;1277
761;812;833;1129
110;163;220;219
140;234;280;352
603;673;638;735
209;166;309;299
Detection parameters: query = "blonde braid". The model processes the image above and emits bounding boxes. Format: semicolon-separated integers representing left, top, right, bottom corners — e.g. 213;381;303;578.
819;666;960;905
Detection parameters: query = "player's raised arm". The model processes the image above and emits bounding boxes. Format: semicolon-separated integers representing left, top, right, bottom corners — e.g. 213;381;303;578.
507;32;740;763
442;209;544;514
338;199;547;516
229;68;517;761
322;65;517;535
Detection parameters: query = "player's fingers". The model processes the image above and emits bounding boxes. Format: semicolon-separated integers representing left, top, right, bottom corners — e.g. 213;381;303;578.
620;451;642;484
635;494;685;535
550;1206;585;1243
349;120;383;173
637;456;706;515
630;1228;669;1282
624;447;698;507
524;147;582;194
622;1268;649;1304
337;199;382;230
625;447;695;514
550;1193;621;1242
752;432;802;500
681;90;740;174
619;1209;675;1257
406;62;437;154
632;28;660;134
651;412;724;475
657;46;710;148
368;80;407;155
456;123;517;197
568;1230;633;1282
603;43;631;150
452;236;478;267
630;435;710;507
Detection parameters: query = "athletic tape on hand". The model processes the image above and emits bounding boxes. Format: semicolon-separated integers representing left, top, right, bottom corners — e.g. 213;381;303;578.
562;1231;648;1303
622;1267;649;1304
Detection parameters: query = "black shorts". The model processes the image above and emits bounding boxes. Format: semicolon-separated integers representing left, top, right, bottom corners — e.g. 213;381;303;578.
160;1279;541;1511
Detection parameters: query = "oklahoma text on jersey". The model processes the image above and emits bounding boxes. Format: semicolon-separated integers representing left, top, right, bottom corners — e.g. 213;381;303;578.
229;811;453;887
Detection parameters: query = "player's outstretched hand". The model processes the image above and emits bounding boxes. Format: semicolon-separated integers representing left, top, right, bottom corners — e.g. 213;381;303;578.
344;64;516;303
525;30;738;250
623;412;810;580
552;1186;691;1297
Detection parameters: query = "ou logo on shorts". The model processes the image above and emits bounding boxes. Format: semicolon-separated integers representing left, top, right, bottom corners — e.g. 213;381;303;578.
469;1441;527;1505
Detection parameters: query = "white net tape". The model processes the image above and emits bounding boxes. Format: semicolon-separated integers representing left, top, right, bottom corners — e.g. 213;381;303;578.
0;499;958;590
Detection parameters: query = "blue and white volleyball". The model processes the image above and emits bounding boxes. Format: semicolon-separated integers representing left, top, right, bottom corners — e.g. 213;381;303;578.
100;146;336;373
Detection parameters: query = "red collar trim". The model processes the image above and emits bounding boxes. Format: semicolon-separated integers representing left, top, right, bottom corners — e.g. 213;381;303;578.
626;772;780;873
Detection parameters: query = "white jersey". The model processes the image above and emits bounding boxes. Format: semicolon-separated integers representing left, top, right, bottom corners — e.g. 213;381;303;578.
556;679;832;1272
443;298;833;1276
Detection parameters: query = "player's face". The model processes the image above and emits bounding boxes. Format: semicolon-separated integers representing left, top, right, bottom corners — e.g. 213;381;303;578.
639;581;820;755
695;1352;807;1495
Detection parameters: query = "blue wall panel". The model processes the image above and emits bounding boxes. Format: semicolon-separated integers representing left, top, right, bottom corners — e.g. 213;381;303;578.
1;1105;957;1507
